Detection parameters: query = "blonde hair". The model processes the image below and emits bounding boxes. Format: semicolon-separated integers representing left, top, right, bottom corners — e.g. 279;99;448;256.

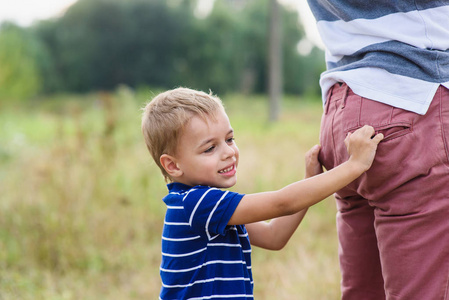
141;87;225;182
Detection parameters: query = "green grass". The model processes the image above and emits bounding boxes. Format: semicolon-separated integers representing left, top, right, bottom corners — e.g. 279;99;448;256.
0;89;340;299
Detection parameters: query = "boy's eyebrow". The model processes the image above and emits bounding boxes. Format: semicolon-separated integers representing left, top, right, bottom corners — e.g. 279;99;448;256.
199;129;234;147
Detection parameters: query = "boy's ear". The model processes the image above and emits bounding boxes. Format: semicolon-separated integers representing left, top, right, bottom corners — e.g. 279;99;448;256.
160;154;183;178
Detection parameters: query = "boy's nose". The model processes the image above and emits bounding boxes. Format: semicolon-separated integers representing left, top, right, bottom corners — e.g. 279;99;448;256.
222;144;236;159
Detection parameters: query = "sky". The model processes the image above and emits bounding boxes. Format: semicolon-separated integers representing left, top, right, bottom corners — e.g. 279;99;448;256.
0;0;323;50
280;0;324;50
0;0;78;26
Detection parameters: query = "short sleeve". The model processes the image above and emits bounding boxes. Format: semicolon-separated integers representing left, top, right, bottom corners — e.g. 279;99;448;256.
182;187;244;238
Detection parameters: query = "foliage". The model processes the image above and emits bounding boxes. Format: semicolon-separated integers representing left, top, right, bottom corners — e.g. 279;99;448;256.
34;0;190;92
0;0;325;99
0;23;45;100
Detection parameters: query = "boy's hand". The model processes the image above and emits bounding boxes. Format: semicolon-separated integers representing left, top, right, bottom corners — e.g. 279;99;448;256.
345;125;384;172
305;145;323;178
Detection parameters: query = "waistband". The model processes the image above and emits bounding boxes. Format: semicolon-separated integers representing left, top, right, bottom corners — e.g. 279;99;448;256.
325;83;350;114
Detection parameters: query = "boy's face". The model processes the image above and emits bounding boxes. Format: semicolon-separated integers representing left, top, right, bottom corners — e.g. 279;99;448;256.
172;109;239;188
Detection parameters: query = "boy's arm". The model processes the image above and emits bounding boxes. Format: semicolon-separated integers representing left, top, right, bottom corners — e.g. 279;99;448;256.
245;208;308;250
245;144;321;250
228;125;383;227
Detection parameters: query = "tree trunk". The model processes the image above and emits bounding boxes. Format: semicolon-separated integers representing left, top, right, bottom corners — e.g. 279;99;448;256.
268;0;282;122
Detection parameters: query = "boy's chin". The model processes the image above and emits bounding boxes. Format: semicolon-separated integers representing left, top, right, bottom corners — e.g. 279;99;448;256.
217;178;237;189
198;175;237;189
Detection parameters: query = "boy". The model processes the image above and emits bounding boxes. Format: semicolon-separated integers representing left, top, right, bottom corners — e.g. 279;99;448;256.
141;87;383;299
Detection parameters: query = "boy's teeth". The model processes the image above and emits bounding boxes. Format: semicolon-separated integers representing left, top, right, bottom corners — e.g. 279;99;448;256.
219;166;233;173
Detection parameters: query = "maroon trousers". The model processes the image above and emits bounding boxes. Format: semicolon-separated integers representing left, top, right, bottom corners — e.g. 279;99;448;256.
319;83;449;300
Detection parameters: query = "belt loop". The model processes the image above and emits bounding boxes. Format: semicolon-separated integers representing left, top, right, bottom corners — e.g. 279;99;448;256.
324;85;334;115
341;83;349;109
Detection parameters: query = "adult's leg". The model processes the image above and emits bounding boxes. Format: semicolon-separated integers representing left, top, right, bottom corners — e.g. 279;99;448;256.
336;194;385;300
371;86;449;299
320;84;385;300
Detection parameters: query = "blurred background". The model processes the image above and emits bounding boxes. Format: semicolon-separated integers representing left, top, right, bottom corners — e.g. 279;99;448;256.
0;0;326;100
0;0;340;299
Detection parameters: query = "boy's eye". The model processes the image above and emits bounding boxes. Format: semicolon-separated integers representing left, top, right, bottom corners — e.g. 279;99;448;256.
204;146;215;153
226;137;235;144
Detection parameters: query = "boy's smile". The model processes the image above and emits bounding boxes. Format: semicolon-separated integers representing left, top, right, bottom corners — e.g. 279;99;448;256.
170;108;239;188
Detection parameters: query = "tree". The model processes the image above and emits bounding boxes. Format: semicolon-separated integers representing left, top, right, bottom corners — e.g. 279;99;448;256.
0;23;43;100
29;0;324;97
35;0;192;93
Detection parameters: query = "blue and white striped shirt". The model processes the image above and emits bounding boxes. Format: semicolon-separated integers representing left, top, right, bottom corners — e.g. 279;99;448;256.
308;0;449;115
159;182;253;300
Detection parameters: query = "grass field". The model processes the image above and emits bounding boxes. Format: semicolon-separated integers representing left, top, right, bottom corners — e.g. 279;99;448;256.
0;88;341;299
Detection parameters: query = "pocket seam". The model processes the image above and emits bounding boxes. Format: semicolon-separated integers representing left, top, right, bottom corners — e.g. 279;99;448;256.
347;122;413;142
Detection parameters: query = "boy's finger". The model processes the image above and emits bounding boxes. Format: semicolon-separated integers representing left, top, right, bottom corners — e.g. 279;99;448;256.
371;133;384;144
306;146;320;162
360;125;375;137
344;132;351;148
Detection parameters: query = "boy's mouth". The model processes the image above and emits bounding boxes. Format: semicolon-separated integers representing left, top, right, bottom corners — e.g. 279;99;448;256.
218;165;234;174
